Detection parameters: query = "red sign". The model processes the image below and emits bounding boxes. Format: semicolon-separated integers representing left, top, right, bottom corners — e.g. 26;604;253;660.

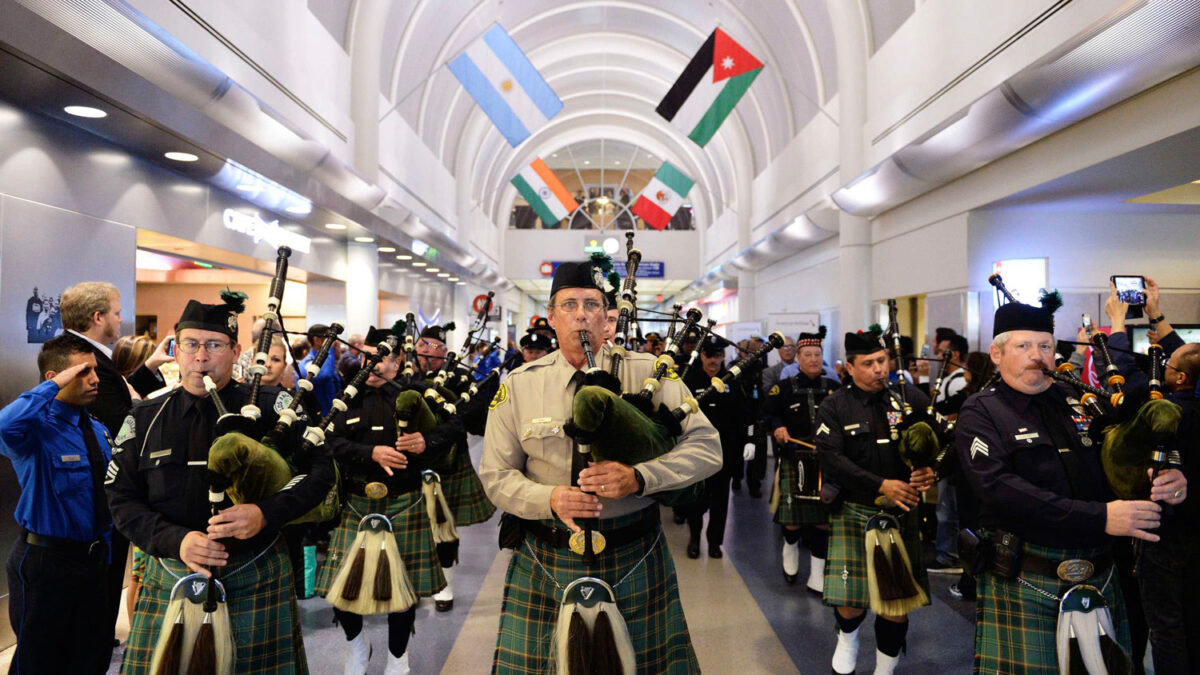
472;294;491;313
539;261;554;277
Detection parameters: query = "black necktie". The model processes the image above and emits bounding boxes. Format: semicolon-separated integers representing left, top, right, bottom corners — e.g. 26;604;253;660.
79;412;111;533
1031;393;1102;502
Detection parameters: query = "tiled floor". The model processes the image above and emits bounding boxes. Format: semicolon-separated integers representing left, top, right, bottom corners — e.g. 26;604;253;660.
71;438;981;673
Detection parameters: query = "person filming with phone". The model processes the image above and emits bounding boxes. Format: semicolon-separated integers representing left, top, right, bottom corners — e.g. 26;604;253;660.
1102;276;1200;673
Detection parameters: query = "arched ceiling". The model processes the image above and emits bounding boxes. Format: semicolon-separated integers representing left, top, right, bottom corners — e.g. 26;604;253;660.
357;0;851;229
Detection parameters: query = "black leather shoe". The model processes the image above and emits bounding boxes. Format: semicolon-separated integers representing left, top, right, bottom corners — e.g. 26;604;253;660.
687;539;700;559
783;570;798;585
435;598;454;612
749;486;762;499
731;479;741;492
708;545;723;559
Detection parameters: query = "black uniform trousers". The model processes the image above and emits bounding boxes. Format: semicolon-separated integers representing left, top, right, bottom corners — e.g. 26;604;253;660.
6;536;108;674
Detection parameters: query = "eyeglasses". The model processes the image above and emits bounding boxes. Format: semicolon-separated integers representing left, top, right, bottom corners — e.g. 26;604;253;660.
177;339;231;354
553;299;605;315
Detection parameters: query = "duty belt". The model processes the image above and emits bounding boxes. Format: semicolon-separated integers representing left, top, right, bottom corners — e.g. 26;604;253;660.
521;512;659;551
24;529;106;560
1020;550;1114;584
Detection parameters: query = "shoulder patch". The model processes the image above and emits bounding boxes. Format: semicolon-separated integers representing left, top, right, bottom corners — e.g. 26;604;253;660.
489;383;509;410
274;390;293;414
768;385;780;396
115;415;137;446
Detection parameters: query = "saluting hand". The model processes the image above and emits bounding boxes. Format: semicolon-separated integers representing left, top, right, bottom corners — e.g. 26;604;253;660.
49;361;93;389
179;531;227;577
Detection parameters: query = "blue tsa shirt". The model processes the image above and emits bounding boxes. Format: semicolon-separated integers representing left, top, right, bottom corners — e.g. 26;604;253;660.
0;379;112;546
299;349;342;417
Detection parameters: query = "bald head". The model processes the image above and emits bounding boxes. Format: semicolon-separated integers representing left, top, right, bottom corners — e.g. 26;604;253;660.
1167;343;1200;391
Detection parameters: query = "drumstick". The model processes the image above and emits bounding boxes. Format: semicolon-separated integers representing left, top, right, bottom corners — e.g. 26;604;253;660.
785;436;817;450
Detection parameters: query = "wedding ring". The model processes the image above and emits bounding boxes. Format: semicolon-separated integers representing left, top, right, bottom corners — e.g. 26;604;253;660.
601;484;606;492
1174;490;1183;499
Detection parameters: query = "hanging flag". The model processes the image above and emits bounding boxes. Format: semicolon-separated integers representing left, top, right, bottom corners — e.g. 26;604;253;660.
511;158;578;227
448;24;563;147
632;161;694;231
656;28;763;147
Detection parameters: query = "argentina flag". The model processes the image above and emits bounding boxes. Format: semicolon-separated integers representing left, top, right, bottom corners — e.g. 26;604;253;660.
448;24;563;147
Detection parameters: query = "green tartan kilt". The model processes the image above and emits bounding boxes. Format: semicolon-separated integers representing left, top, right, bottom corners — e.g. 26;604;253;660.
772;455;827;527
315;490;446;600
120;538;308;675
974;541;1130;674
493;508;699;674
823;501;929;610
442;446;496;526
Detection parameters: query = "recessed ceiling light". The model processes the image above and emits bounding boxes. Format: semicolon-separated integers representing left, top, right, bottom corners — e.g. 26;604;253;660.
324;223;347;230
164;151;199;162
396;254;412;260
427;267;440;273
378;246;396;253
285;204;310;214
437;273;450;278
583;160;590;165
412;261;427;267
456;282;466;286
447;277;459;282
354;236;375;243
64;105;107;118
614;161;621;165
551;153;558;158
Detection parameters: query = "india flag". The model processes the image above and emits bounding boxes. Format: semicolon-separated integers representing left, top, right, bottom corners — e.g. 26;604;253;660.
632;161;694;231
511;158;578;227
656;28;763;147
448;24;563;147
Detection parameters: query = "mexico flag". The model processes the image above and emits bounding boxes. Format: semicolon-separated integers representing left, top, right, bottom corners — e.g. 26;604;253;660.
656;28;763;147
511;158;578;227
632;161;694;230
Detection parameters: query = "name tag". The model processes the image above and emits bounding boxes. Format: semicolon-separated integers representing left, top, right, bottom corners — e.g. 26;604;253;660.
371;426;384;431
876;439;891;445
149;449;172;459
346;417;361;425
531;417;552;424
60;454;81;463
845;424;860;431
1014;432;1040;441
187;460;207;466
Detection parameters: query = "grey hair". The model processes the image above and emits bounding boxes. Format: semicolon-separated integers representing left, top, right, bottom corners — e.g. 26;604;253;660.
991;332;1012;350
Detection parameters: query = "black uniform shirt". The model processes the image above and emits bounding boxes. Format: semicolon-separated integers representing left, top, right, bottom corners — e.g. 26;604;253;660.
763;372;841;442
683;366;749;464
325;384;462;494
106;380;333;559
815;382;930;505
955;381;1109;548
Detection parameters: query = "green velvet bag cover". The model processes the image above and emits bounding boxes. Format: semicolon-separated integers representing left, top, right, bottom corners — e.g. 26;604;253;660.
394;389;455;472
899;421;940;469
208;432;294;504
1102;398;1181;499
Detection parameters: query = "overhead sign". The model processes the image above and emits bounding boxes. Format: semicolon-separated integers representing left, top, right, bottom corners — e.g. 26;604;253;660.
541;261;665;278
768;312;820;338
222;209;311;253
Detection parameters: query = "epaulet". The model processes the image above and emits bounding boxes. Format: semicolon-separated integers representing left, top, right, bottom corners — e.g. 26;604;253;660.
138;386;180;405
508;357;551;377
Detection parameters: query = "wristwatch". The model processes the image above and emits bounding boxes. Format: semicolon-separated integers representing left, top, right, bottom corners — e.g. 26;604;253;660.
1148;314;1165;325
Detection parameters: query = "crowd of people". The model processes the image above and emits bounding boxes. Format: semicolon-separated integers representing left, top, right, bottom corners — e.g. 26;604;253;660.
0;266;1194;675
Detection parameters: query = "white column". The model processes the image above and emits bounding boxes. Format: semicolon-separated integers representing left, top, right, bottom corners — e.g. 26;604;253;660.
829;0;872;337
346;241;378;332
348;0;389;183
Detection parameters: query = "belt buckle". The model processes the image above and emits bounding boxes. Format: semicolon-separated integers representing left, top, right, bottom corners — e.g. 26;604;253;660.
1056;558;1094;583
568;530;607;556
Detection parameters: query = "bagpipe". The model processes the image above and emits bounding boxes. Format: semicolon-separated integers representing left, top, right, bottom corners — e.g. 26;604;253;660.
432;291;493;391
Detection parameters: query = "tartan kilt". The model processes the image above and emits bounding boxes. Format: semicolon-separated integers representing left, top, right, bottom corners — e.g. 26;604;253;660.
120;538;308;675
315;490;445;600
823;501;929;609
493;508;698;674
442;445;496;526
974;541;1130;674
771;455;827;527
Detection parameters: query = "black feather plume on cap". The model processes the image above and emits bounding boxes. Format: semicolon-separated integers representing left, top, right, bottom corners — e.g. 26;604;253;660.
219;288;248;314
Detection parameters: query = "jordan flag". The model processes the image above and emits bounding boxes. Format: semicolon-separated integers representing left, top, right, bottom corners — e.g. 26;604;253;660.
656;28;763;147
632;161;694;231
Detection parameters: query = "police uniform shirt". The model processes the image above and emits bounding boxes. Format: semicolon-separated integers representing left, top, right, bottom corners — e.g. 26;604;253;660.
682;365;749;463
325;384;461;493
106;381;333;559
815;382;930;505
481;347;722;521
0;379;112;545
763;373;841;441
954;381;1109;548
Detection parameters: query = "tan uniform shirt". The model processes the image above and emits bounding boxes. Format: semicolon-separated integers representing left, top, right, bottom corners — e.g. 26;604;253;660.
481;347;722;520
